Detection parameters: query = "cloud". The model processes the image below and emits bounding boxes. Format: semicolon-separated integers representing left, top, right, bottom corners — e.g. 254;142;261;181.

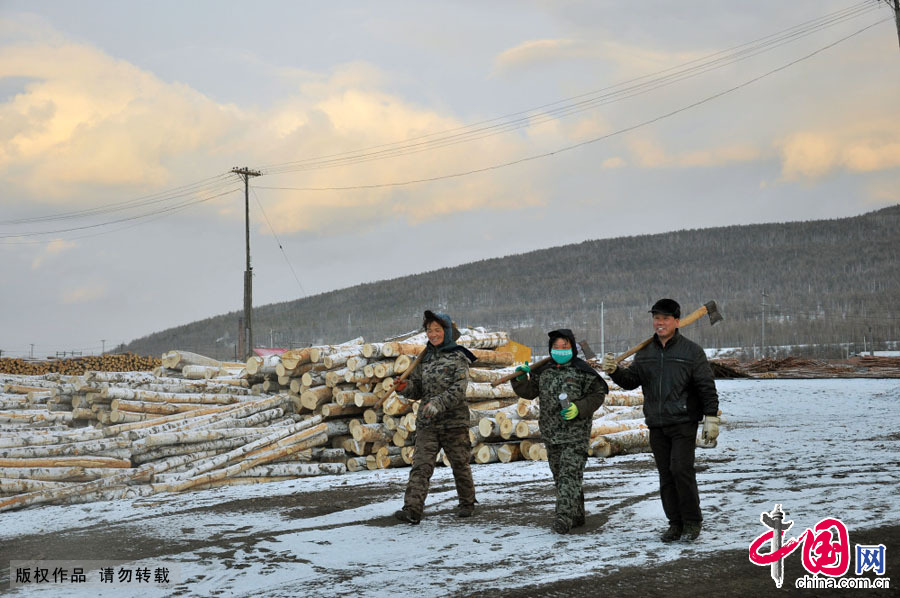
626;135;760;169
1;21;549;235
602;156;627;169
778;129;900;181
31;238;77;269
494;39;586;72
0;40;240;198
61;284;106;304
254;71;550;233
493;36;706;77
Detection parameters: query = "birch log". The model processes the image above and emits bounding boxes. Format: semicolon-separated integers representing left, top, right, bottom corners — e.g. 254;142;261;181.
465;382;518;400
604;392;645;407
161;351;221;371
382;395;412;416
0;456;131;469
589;418;647;438
516;398;540;419
473;444;500;464
321;403;365;418
0;438;132;460
588;428;651;457
233;462;346;478
0;467;124;482
382;343;514;366
361;343;385;359
181;365;224;380
346;456;367;472
323;348;362;369
497;443;522;463
280;348;314;372
300;386;333;411
468;368;518;384
351;423;393;444
514;420;541;439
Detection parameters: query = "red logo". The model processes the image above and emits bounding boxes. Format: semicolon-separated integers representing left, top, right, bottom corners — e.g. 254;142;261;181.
749;505;851;588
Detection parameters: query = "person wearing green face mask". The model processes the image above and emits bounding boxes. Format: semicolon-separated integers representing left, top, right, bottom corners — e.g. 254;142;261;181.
511;328;607;534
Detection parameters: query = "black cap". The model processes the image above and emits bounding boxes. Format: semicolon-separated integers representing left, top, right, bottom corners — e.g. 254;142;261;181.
649;298;681;318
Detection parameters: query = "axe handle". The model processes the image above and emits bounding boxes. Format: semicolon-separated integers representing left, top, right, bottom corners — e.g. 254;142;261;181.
377;348;429;407
615;304;711;364
491;356;552;387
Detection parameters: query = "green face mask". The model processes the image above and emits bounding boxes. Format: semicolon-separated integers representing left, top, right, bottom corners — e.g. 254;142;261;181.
551;348;573;364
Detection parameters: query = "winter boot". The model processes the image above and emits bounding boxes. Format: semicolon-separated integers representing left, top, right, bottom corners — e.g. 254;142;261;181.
552;518;570;534
393;507;421;525
661;523;683;543
681;521;702;542
456;504;474;518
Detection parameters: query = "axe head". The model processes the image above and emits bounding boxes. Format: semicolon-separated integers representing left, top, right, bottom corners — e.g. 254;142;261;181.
577;339;596;360
704;301;724;326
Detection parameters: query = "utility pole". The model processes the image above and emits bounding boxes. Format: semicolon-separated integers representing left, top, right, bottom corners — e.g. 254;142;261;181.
600;301;605;355
892;0;900;52
231;167;262;359
892;0;900;51
761;290;768;358
30;344;34;359
881;0;900;51
101;339;106;354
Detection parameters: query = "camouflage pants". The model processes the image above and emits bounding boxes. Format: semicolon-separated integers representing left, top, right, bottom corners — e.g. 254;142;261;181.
404;426;475;517
547;442;587;528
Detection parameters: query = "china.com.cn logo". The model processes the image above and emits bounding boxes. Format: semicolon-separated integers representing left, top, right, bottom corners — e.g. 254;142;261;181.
749;504;890;590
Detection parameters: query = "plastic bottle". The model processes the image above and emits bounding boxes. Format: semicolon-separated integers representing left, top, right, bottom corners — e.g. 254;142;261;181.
558;392;570;410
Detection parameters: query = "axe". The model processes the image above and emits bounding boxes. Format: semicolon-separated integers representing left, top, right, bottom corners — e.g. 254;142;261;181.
613;300;723;364
490;338;595;388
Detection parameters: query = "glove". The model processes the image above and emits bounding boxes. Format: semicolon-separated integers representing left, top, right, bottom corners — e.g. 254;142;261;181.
701;415;720;443
515;361;531;381
560;403;579;420
421;402;439;418
393;380;408;393
601;353;617;374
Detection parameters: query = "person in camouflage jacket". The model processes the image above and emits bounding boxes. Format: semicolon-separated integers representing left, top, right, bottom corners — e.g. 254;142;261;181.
393;310;477;524
511;328;607;534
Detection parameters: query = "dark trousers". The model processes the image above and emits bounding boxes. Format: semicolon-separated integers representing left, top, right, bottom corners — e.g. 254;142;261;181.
547;443;587;527
404;426;475;516
649;422;701;525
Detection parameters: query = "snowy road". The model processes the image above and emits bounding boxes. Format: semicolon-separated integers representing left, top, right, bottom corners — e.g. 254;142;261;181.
3;378;899;596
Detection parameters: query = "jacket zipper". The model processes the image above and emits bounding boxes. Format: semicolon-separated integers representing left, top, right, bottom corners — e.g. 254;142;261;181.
657;344;665;422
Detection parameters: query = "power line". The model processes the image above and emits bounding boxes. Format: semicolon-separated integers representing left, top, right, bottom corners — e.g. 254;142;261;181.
0;174;235;226
256;1;881;177
255;15;891;194
0;186;241;243
250;185;307;297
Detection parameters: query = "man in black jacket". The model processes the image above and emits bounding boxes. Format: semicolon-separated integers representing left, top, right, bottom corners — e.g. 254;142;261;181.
602;299;720;543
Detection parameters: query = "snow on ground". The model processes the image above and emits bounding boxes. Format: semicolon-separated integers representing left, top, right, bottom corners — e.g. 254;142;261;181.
3;378;899;596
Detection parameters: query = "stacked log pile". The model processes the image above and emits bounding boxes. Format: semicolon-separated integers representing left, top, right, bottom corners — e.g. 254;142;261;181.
705;356;900;379
0;327;656;512
0;353;160;376
0;374;342;511
739;356;900;379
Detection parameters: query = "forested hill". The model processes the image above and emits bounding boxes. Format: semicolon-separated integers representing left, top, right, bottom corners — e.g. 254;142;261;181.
120;204;900;360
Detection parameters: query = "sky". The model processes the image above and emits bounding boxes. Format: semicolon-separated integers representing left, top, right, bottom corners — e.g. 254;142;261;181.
1;1;899;358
